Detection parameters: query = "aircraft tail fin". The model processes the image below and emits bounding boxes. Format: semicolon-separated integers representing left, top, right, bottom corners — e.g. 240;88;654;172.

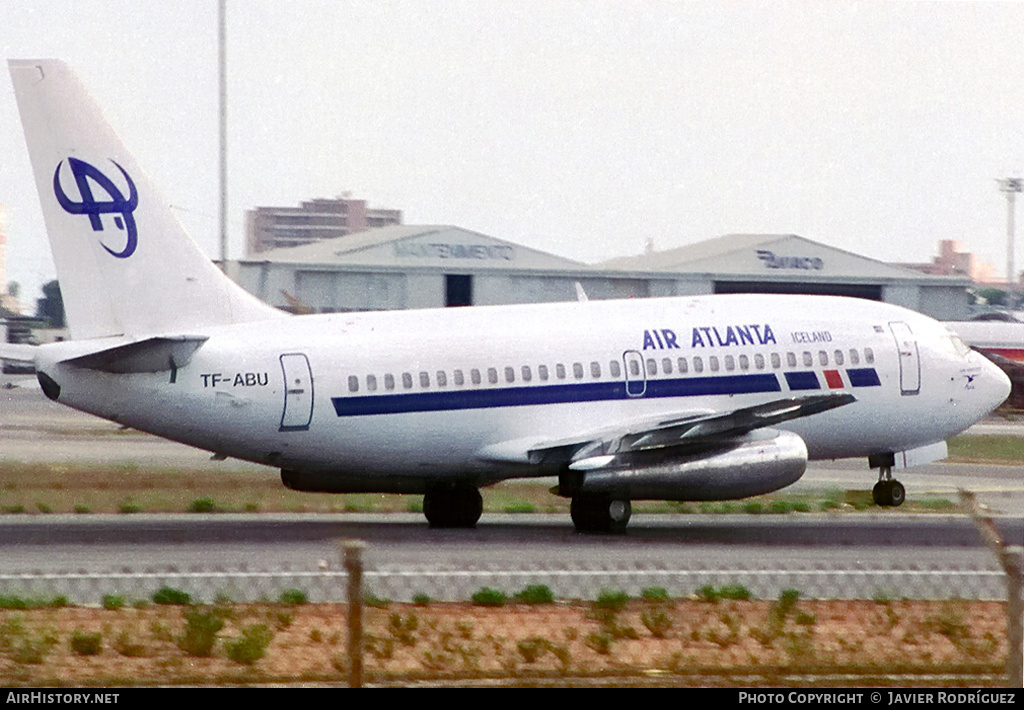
8;59;285;341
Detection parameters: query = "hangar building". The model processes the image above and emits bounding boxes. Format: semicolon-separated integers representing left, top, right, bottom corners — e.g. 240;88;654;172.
599;234;971;320
227;228;971;320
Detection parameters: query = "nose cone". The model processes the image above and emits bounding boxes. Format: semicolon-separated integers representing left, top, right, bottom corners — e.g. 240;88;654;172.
975;352;1012;415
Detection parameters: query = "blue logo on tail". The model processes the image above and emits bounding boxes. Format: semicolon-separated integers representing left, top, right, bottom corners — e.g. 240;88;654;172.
53;158;138;258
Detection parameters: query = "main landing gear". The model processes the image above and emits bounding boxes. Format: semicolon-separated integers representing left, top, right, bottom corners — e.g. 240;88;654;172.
872;465;906;507
570;494;631;534
422;485;483;528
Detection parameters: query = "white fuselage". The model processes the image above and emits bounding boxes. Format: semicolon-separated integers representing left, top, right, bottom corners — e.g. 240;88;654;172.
37;293;1008;489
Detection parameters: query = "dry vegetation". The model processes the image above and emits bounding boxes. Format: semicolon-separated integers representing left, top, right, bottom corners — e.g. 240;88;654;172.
0;461;960;516
0;593;1008;687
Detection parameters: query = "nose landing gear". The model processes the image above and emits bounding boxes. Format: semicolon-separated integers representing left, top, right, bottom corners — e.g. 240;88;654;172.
871;464;906;507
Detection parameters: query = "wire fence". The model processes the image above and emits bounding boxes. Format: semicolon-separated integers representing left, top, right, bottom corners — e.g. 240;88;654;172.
0;557;1012;605
0;546;1019;687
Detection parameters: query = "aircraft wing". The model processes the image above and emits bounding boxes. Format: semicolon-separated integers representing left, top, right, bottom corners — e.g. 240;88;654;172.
477;393;855;468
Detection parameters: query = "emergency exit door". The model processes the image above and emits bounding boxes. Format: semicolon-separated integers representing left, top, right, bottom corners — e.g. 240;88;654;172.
622;350;647;397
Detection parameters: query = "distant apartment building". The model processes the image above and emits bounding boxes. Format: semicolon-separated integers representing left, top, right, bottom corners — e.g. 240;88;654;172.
0;205;6;301
0;204;15;314
897;239;998;284
245;195;402;255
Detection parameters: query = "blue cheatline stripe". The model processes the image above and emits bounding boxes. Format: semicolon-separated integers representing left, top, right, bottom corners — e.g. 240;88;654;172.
331;373;782;417
785;371;821;391
847;367;882;387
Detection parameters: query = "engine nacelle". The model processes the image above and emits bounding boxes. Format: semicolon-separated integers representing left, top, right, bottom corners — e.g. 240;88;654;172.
569;429;808;501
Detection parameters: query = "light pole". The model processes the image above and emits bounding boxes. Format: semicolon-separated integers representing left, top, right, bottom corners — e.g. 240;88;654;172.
219;0;227;271
999;177;1022;306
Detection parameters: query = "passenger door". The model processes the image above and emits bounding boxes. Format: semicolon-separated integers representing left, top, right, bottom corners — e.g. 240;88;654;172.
889;322;921;395
280;353;314;431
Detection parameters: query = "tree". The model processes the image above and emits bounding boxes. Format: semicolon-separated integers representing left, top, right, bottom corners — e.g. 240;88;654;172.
36;280;66;328
974;288;1008;307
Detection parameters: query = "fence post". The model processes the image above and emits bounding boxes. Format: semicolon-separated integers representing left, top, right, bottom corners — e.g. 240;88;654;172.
1002;546;1022;688
959;491;1022;686
341;540;366;688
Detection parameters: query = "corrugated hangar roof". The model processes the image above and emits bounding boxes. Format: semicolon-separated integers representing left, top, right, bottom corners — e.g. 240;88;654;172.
244;224;589;271
599;233;937;280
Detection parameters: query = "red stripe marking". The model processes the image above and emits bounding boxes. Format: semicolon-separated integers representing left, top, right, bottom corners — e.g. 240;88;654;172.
823;369;844;389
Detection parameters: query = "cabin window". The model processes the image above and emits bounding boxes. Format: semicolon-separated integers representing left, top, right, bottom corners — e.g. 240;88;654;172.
587;361;599;378
366;375;377;392
505;366;515;383
849;349;860;365
402;372;413;389
693;356;704;373
834;350;844;366
384;373;395;390
771;353;781;369
754;353;765;370
556;363;566;379
646;358;658;376
865;348;874;364
538;365;549;381
488;367;498;384
786;352;797;368
471;368;482;385
677;357;688;374
348;375;359;393
436;371;447;387
573;362;584;379
662;358;673;374
419;372;430;388
738;354;749;371
453;370;465;386
522;366;532;382
628;358;641;377
725;355;735;371
609;361;621;378
709;356;720;372
819;351;829;366
802;352;813;367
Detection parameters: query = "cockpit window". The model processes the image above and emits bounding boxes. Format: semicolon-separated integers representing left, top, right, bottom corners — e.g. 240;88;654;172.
946;331;973;358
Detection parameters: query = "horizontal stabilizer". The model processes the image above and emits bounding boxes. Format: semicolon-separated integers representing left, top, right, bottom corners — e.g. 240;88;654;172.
60;335;207;373
0;343;37;363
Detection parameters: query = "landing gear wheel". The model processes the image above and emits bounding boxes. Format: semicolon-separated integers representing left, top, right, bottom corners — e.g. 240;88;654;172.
871;475;906;507
872;480;890;506
570;494;631;534
887;480;905;507
423;486;483;528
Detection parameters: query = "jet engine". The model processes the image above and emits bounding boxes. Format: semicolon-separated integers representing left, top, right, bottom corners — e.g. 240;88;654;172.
560;429;808;501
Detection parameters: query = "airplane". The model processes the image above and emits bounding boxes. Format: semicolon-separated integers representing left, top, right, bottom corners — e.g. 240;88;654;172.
1;59;1011;533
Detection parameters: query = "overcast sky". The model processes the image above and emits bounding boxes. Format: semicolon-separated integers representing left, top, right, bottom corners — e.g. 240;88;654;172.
2;1;1023;304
